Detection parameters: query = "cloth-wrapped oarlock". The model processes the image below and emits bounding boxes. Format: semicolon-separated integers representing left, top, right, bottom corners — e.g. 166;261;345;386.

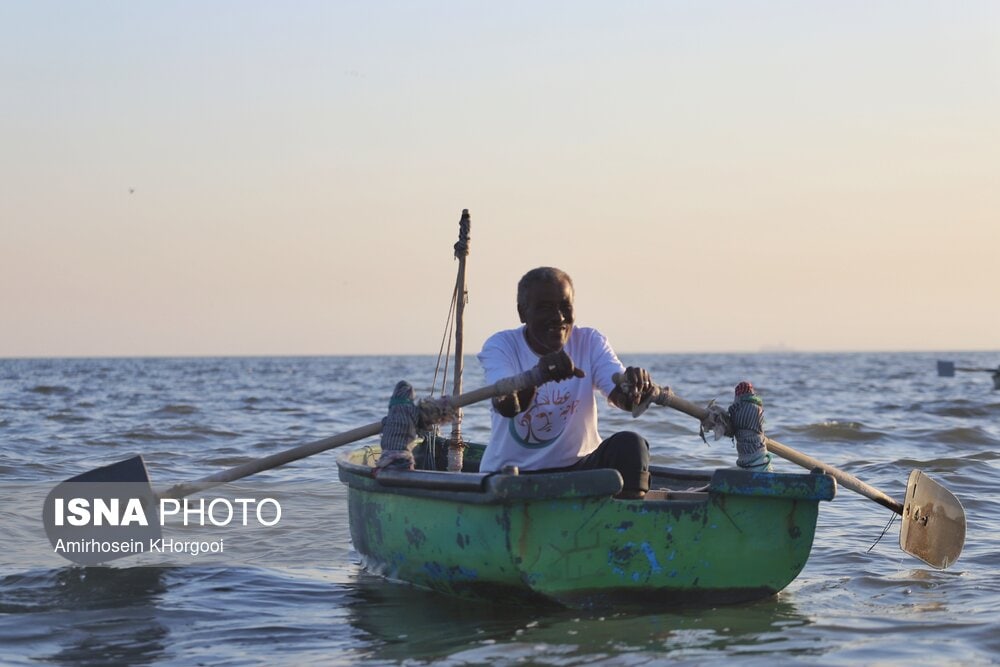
728;380;773;472
376;380;420;471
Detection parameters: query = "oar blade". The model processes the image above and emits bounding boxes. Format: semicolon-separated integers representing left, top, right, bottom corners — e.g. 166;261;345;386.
43;455;162;566
899;470;965;569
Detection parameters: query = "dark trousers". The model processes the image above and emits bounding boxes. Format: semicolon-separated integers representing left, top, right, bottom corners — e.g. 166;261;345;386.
541;431;651;494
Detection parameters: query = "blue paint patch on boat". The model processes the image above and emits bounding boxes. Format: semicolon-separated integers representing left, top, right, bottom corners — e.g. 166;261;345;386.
640;542;662;573
423;561;479;582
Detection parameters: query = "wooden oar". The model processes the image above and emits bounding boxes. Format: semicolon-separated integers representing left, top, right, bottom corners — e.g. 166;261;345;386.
937;360;997;377
627;379;966;569
43;366;551;565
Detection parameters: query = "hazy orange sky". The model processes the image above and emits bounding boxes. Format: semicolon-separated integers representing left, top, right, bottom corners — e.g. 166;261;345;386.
2;2;997;357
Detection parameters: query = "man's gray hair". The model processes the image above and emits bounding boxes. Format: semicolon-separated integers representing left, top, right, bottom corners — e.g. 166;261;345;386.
516;267;574;311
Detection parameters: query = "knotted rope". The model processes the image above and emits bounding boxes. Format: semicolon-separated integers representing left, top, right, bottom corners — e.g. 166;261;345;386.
453;209;471;259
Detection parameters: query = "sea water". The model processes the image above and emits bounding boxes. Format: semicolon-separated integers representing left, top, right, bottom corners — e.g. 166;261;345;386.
1;352;998;665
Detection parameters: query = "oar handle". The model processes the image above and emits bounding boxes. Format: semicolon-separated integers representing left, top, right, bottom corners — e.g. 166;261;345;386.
640;382;905;515
158;367;549;500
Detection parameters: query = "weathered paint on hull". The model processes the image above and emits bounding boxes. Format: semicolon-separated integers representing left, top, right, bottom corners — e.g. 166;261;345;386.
338;450;835;609
513;493;816;607
348;488;554;605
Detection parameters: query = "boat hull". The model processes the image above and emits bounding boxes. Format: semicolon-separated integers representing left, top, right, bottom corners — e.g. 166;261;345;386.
337;448;836;609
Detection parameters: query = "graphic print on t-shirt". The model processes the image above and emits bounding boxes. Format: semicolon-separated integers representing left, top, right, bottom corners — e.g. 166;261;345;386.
508;386;580;448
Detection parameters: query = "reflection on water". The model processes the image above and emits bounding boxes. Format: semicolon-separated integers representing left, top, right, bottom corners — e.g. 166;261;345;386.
1;568;168;667
343;572;815;664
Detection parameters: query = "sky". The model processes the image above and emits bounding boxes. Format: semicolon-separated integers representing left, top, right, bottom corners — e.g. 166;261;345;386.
2;1;998;357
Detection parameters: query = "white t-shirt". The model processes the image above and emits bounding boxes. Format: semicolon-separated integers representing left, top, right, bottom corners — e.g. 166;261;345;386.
477;326;626;472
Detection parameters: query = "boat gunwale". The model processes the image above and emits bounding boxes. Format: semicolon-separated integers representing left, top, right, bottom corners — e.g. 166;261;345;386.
335;447;837;504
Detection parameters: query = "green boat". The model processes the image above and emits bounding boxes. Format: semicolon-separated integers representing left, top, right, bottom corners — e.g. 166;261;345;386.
333;212;963;609
336;443;837;609
331;215;839;608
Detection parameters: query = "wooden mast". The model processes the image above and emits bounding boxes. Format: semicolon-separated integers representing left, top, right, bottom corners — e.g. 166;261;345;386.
447;209;471;471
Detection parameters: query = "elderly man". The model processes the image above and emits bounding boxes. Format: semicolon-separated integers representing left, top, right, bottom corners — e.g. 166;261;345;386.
477;266;658;499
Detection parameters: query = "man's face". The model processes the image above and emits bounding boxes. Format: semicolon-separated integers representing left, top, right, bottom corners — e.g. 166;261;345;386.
518;277;575;355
